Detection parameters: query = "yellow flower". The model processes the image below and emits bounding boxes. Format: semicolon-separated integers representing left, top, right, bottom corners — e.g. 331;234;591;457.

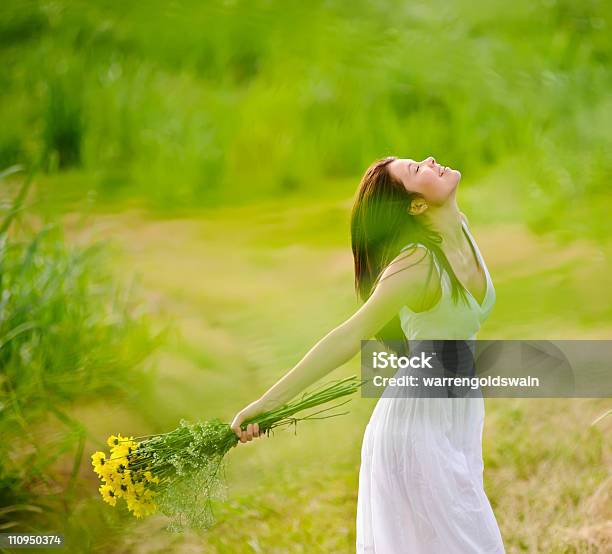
99;484;117;506
132;481;146;496
110;444;130;461
126;496;144;518
93;436;158;520
101;465;118;483
126;494;157;519
113;460;129;476
100;458;116;475
108;438;138;467
98;458;126;487
116;480;132;499
106;433;135;451
91;452;107;476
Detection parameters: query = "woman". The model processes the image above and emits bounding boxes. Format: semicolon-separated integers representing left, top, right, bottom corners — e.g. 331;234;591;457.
230;155;506;553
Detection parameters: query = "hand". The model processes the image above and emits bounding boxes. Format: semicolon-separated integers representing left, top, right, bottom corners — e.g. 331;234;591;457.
230;400;267;444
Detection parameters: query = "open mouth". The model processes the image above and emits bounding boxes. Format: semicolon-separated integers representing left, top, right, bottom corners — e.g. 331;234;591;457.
437;164;446;177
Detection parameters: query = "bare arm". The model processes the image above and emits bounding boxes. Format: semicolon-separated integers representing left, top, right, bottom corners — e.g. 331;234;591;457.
230;246;439;442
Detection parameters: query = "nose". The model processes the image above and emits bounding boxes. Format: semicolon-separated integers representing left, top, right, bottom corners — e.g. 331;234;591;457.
426;156;436;166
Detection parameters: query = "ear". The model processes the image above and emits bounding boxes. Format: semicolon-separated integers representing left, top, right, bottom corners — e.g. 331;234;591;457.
408;198;428;215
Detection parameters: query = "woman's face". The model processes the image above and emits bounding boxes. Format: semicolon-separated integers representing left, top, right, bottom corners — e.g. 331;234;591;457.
388;156;461;205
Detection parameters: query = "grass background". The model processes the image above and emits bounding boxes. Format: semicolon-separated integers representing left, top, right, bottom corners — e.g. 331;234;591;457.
1;0;611;552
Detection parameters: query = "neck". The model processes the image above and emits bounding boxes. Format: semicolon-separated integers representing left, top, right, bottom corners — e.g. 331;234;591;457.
416;195;464;248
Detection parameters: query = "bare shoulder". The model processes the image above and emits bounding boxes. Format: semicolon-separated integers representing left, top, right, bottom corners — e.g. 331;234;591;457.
376;245;442;313
380;245;431;283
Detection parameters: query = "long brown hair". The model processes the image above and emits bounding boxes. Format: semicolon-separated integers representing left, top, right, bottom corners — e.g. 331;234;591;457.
350;156;471;354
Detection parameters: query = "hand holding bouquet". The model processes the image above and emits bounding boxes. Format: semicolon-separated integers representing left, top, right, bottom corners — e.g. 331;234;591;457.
91;376;363;531
229;396;276;444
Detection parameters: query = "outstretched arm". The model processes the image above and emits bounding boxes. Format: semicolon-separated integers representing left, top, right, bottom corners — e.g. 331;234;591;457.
230;246;438;442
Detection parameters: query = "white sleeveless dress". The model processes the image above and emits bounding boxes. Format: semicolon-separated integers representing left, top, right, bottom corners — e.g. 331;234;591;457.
356;220;506;553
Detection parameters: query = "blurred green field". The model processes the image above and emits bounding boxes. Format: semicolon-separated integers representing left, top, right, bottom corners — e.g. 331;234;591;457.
2;0;612;238
2;0;612;552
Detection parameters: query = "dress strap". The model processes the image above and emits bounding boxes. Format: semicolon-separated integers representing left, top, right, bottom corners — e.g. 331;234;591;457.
460;219;491;285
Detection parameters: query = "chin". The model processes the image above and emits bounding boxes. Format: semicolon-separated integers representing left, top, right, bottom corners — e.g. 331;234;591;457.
449;168;461;184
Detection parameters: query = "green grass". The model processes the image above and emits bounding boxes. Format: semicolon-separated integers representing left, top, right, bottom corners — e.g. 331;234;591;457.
0;172;162;536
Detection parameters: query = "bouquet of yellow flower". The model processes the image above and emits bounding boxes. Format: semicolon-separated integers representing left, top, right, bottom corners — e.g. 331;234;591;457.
91;376;363;530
